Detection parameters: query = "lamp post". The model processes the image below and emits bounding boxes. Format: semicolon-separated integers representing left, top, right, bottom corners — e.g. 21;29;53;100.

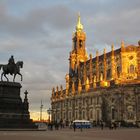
47;108;52;123
40;100;43;122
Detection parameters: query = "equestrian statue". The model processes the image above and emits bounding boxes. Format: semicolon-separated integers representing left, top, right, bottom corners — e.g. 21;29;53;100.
0;55;23;82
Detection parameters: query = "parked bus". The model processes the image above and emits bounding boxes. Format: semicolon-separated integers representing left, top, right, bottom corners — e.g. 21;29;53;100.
73;120;92;128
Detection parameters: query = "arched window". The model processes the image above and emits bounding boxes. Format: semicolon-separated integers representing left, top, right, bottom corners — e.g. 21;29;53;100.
130;65;135;73
96;110;100;121
112;108;115;120
107;69;111;79
79;40;83;47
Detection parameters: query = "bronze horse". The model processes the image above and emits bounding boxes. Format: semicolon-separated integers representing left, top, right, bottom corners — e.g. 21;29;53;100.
0;61;23;82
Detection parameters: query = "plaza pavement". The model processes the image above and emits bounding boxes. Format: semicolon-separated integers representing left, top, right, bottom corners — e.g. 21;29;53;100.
0;128;140;140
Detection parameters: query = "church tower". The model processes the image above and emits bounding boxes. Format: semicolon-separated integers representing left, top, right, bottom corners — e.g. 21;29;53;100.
69;14;88;81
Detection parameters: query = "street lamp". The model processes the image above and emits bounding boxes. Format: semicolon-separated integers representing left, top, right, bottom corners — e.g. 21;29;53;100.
40;100;43;121
47;108;52;123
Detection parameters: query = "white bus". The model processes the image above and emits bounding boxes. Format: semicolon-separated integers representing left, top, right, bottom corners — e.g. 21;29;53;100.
73;120;92;128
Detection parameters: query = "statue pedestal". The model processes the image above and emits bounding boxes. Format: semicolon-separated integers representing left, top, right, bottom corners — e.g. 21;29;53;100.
0;81;36;128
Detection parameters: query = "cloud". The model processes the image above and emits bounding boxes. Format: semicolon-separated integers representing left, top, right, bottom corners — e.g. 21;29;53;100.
0;4;75;38
80;0;140;47
92;8;140;45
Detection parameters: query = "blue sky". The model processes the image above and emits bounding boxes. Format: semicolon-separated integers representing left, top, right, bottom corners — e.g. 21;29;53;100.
0;0;140;119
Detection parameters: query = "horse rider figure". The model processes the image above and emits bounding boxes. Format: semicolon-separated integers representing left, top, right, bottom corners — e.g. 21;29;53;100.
8;55;16;75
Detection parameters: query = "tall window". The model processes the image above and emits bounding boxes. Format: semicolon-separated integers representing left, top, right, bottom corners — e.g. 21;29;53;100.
117;66;120;77
76;111;78;119
112;108;115;120
90;97;92;105
107;69;111;79
79;40;83;47
63;112;65;119
83;111;85;119
69;112;71;120
83;98;85;106
130;65;135;73
97;96;99;104
96;110;100;121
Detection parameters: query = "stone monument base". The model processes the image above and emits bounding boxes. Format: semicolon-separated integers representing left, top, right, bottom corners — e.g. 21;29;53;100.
0;81;36;128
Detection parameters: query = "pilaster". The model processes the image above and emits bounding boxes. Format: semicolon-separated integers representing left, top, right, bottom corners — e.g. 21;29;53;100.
89;54;93;84
103;48;107;81
111;44;116;80
96;50;99;82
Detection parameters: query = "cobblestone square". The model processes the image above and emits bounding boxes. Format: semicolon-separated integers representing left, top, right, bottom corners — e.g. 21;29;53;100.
0;128;140;140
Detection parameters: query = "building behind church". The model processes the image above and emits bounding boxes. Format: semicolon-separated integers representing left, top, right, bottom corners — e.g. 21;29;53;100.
51;15;140;126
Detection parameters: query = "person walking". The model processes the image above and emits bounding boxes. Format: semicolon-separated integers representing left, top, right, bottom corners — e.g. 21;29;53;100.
80;122;83;132
73;122;76;132
101;121;104;130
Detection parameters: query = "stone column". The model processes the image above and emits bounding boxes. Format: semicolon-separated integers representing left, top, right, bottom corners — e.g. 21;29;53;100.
83;60;87;85
111;44;116;80
85;77;90;92
78;79;82;94
89;54;93;84
65;74;69;97
72;81;75;96
120;41;126;79
137;43;140;79
103;48;107;81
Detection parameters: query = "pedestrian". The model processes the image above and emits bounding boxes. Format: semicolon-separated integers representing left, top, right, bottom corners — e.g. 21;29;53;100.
80;122;83;132
51;123;53;130
101;122;104;130
111;122;114;129
73;122;76;132
114;122;117;129
118;122;121;128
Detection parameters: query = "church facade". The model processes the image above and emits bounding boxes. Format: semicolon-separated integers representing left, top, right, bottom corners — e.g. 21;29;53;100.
51;15;140;126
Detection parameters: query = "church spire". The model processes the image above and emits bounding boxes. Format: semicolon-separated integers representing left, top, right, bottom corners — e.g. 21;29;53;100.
76;12;83;32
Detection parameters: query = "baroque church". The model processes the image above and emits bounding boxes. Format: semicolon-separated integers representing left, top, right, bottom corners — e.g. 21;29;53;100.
51;15;140;126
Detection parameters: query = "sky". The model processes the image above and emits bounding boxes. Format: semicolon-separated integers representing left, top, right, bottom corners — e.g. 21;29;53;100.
0;0;140;120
